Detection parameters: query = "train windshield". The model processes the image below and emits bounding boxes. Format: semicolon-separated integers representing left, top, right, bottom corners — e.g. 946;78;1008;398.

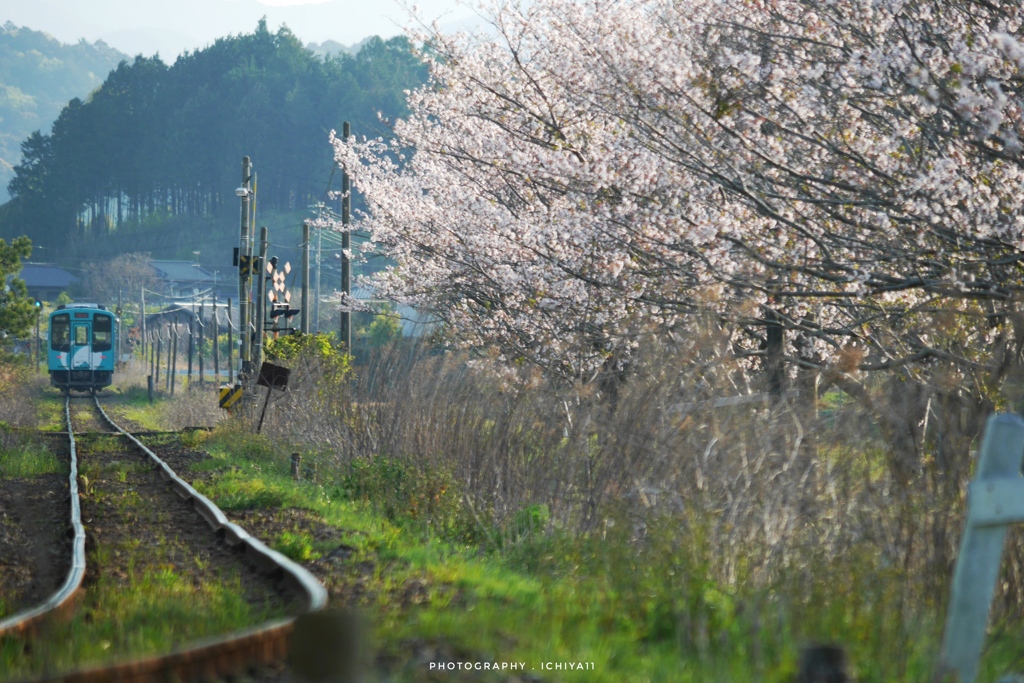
50;314;70;352
74;325;88;346
93;315;112;351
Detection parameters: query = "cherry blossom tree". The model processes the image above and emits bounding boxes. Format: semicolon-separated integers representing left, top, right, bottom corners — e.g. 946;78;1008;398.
330;0;1024;465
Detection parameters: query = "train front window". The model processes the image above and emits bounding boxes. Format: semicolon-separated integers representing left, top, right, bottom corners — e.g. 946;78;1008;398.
50;314;70;351
74;325;88;346
93;315;112;351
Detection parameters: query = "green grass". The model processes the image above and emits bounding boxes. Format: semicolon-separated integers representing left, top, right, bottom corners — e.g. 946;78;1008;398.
200;472;297;510
274;530;323;562
0;442;66;477
0;563;280;679
104;384;166;431
19;382;1020;683
187;427;1014;683
34;394;65;432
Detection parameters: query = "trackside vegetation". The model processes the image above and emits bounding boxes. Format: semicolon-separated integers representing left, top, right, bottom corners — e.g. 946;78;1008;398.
89;339;1024;683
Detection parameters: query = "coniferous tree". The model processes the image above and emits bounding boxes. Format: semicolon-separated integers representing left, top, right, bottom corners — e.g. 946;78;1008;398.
0;22;428;256
0;235;35;337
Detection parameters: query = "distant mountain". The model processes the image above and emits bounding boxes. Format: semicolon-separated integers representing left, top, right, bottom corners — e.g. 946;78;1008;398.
0;22;127;201
306;38;371;58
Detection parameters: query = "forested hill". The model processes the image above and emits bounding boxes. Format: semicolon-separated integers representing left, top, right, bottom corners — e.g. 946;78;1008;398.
0;19;428;258
0;22;127;203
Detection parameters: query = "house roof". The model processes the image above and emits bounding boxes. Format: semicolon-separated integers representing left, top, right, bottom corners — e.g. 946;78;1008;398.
352;285;385;301
18;263;79;289
148;260;215;283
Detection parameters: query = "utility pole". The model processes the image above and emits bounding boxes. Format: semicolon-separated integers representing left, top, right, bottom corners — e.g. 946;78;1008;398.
238;156;252;378
340;121;352;352
117;287;123;362
301;222;310;334
315;223;322;333
198;298;205;385
170;328;177;396
141;288;146;352
253;226;269;371
35;306;41;373
166;328;172;390
227;298;234;384
213;295;220;383
187;310;194;385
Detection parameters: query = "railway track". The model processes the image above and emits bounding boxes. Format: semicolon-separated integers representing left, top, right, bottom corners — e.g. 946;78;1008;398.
0;394;327;682
0;396;85;638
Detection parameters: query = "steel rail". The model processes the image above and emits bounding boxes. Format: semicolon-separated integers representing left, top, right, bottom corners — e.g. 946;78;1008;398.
91;395;327;612
25;395;329;683
0;395;87;637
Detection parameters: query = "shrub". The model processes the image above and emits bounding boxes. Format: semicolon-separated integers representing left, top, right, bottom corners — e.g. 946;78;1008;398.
338;457;487;544
274;531;321;562
264;332;351;377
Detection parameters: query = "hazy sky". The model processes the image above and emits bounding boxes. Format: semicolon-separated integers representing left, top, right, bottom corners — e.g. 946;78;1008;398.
0;0;480;59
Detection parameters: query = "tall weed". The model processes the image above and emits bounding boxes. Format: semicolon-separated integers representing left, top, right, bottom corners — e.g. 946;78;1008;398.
211;326;1024;677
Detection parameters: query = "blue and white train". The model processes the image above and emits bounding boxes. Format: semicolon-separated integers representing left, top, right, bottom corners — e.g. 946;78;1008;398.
48;304;117;393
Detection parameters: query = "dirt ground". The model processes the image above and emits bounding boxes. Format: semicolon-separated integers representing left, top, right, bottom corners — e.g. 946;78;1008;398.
0;469;71;619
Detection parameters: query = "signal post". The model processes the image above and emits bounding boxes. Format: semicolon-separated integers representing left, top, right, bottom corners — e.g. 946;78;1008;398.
237;157;253;378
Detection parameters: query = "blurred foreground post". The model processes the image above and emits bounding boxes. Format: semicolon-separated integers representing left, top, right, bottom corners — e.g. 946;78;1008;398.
797;645;848;683
289;609;367;683
939;413;1024;683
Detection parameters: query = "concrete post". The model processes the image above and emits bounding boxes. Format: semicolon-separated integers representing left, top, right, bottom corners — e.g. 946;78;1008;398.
238;157;252;376
253;226;269;372
302;222;310;334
